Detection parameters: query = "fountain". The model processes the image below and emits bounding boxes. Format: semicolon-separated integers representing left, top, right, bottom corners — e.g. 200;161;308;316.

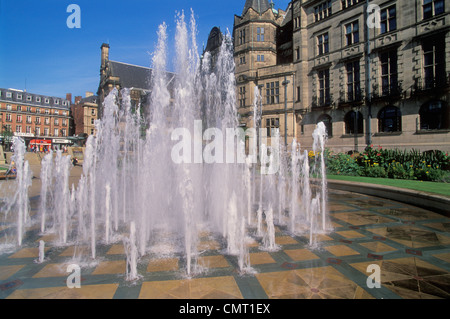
0;10;331;281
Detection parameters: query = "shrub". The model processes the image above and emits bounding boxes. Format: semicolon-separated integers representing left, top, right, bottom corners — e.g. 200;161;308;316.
362;165;387;178
387;162;410;180
326;152;361;176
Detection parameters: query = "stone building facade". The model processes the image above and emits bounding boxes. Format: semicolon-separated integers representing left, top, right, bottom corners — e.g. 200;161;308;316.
0;88;71;150
234;0;450;153
70;92;99;137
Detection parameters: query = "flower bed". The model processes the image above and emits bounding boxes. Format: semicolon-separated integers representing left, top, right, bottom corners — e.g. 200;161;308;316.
324;145;450;182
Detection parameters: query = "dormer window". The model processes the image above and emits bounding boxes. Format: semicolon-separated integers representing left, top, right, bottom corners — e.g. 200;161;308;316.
45;98;50;104
36;97;41;102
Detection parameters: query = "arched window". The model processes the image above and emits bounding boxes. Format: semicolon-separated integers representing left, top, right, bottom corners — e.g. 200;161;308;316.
317;114;333;137
378;105;402;132
344;111;363;135
419;100;448;130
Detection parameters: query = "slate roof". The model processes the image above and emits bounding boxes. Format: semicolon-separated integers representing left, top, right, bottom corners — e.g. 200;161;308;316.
108;61;153;91
0;88;70;109
107;60;176;92
242;0;271;15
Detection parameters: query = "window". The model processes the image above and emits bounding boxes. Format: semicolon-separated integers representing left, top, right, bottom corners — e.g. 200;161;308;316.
62;119;67;126
345;21;359;46
36;108;40;114
45;98;49;104
44;128;49;136
26;126;32;134
36;97;41;102
17;105;22;112
91;109;96;116
54;118;59;126
45;109;50;114
318;69;330;106
61;129;67;137
266;118;280;137
6;92;12;98
318;114;333;137
423;0;445;19
378;106;402;132
4;124;11;132
16;115;22;123
419;100;448;130
294;17;300;29
26;115;32;124
5;113;12;122
35;127;40;136
296;86;301;102
239;29;246;45
347;61;361;101
344;111;364;134
16;125;22;133
380;5;397;34
341;0;364;9
54;110;59;115
55;99;59;105
266;82;280;104
239;86;246;108
91;129;95;135
295;47;300;60
317;33;329;55
6;104;12;111
240;56;246;64
380;50;398;96
45;118;50;125
36;117;41;124
257;27;265;42
423;39;446;89
314;1;332;22
26;96;32;102
54;128;59;137
257;54;265;62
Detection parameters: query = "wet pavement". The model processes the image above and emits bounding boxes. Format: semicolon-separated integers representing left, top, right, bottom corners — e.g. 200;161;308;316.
1;189;449;299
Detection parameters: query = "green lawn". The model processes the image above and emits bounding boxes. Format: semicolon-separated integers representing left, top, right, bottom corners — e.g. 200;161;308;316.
327;174;450;197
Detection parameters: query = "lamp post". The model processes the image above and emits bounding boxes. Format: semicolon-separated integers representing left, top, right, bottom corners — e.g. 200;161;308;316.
282;76;290;146
365;0;373;148
257;84;264;161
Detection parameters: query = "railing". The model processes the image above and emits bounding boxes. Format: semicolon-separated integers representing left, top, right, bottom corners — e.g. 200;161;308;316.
413;74;450;94
312;95;332;108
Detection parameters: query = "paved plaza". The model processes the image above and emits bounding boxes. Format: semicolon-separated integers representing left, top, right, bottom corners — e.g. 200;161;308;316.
1;172;449;299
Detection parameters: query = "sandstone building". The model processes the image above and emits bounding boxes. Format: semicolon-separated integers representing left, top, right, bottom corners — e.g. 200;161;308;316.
234;0;450;152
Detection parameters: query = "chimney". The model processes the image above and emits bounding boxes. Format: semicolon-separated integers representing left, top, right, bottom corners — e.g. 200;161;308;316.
75;96;82;104
101;43;110;70
66;93;72;104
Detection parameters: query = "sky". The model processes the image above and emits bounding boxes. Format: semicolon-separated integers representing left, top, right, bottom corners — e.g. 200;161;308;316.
0;0;291;100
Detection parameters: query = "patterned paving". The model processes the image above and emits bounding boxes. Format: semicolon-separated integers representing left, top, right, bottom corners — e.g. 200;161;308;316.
1;189;449;299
